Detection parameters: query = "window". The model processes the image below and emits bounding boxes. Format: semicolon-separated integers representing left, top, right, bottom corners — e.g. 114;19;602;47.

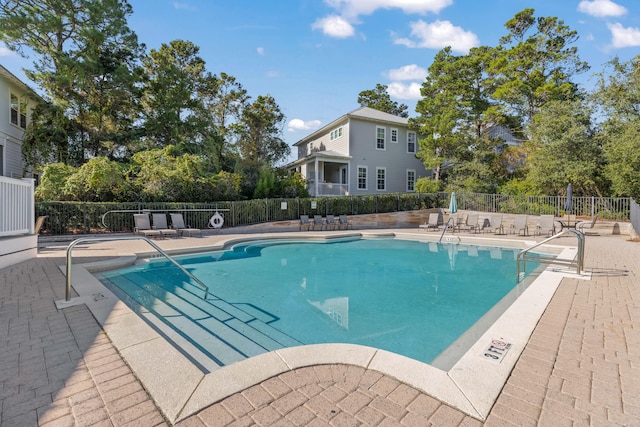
357;166;367;190
10;93;19;126
407;131;416;153
10;93;28;129
406;169;416;192
390;128;398;143
330;126;343;141
376;126;385;150
376;167;386;191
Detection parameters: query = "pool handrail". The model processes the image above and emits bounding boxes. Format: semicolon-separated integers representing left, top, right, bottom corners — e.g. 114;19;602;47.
65;236;210;301
516;228;585;281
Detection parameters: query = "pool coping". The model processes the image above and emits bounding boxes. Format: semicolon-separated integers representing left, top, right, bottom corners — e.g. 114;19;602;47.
55;231;590;423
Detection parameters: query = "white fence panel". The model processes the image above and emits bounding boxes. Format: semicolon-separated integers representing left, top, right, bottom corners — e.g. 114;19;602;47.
0;176;34;237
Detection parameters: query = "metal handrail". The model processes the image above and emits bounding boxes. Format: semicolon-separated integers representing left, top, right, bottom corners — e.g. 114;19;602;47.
517;228;585;281
65;236;210;301
439;217;455;243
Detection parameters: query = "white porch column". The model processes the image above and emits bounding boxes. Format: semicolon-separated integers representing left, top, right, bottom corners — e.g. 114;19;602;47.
314;157;319;197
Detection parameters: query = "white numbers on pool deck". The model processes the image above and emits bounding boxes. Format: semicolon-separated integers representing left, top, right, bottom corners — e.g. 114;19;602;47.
482;339;512;364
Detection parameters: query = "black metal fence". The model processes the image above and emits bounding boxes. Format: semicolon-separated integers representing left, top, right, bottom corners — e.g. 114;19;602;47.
35;192;631;235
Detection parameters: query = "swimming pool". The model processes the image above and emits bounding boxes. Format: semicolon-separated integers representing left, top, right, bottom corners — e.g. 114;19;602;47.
100;237;541;368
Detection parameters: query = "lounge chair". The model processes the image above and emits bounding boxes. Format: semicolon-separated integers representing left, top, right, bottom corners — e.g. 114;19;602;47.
299;215;311;231
325;214;337;230
152;213;179;238
458;212;478;233
576;214;599;234
170;213;202;237
477;215;491;233
34;215;47;234
312;215;325;231
419;213;440;231
510;214;529;236
491;214;505;235
339;215;351;230
453;212;468;232
535;215;556;236
133;214;163;239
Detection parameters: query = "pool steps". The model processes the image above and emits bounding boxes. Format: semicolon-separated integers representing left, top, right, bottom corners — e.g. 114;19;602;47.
102;267;303;369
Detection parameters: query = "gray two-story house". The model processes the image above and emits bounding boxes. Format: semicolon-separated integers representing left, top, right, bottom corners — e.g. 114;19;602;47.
0;64;40;179
286;107;430;196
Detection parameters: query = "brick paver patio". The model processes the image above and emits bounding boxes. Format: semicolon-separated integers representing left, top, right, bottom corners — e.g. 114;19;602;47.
1;231;638;426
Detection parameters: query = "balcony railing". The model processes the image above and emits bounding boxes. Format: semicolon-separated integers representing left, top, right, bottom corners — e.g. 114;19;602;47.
310;182;348;197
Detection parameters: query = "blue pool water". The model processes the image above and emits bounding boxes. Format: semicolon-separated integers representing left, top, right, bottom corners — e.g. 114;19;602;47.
101;238;540;366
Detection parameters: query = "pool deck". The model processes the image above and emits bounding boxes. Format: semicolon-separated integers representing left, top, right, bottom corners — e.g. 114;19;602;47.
1;227;638;426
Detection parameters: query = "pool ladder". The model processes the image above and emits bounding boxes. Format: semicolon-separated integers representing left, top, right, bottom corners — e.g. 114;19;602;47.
516;229;585;282
65;236;210;301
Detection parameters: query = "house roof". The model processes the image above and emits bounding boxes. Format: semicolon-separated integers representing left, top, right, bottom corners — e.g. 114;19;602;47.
293;106;408;147
0;64;41;100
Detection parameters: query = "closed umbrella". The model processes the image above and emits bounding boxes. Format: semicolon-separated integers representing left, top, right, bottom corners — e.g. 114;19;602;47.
449;192;457;214
564;184;573;226
564;184;573;212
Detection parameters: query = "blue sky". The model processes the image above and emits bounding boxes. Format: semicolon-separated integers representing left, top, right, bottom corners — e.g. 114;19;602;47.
2;0;640;159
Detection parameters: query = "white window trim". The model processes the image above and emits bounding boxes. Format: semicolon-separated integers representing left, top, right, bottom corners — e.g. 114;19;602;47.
406;169;416;192
357;165;368;190
330;126;343;141
390;127;398;143
407;131;417;154
376;126;386;151
376;167;386;191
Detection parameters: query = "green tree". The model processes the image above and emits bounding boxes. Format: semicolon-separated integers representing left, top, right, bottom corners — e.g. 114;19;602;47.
491;8;589;122
64;157;126;201
0;0;144;166
412;46;499;185
34;163;77;201
140;39;207;152
357;84;409;118
199;72;248;172
594;56;640;199
525;99;603;196
234;95;290;166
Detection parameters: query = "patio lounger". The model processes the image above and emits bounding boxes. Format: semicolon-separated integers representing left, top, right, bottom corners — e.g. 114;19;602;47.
339;215;351;229
576;214;599;234
133;214;163;239
325;214;337;230
299;215;311;231
457;212;478;233
535;215;556;236
510;214;529;236
152;213;179;238
34;215;47;234
312;215;325;231
491;214;505;235
170;213;202;237
419;213;440;231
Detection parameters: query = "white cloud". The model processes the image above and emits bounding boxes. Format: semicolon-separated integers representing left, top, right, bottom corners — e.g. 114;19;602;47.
173;2;197;11
387;64;427;81
577;0;627;17
608;22;640;48
0;45;15;56
288;119;322;132
386;82;422;100
266;70;280;78
312;15;355;38
325;0;453;19
393;20;479;53
257;47;265;56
